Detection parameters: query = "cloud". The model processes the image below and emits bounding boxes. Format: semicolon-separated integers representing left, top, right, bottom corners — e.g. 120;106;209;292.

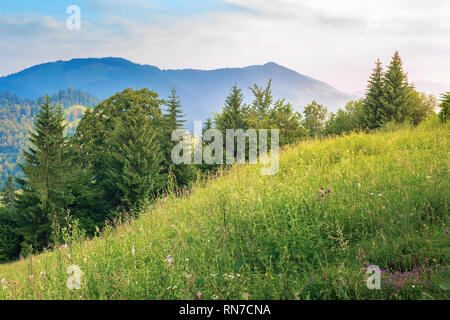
0;0;449;92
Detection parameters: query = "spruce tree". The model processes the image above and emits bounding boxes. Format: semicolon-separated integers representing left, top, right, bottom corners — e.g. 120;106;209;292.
162;88;193;187
14;97;72;252
165;88;186;130
381;51;412;123
106;107;164;213
363;59;385;128
214;84;246;133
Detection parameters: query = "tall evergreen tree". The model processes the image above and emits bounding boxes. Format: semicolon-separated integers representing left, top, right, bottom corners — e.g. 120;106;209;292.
106;107;164;213
247;80;273;128
165;88;186;130
363;59;385;128
214;84;247;133
381;51;412;123
162;88;193;187
14;97;72;252
74;89;165;218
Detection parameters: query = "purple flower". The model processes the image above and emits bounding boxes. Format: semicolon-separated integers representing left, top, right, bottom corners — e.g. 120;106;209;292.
446;230;449;234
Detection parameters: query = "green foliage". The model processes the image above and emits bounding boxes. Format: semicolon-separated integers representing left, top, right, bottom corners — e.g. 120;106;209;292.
0;176;16;207
363;59;385;128
0;207;22;263
0;122;448;300
408;91;438;125
362;52;437;129
439;92;450;122
105;107;164;212
302;100;328;137
325;100;365;136
380;51;412;123
0;88;98;185
161;88;194;188
13;97;73;252
214;84;247;134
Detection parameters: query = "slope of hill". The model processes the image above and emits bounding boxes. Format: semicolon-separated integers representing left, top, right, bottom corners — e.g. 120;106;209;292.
0;89;98;184
0;58;355;123
0;118;448;300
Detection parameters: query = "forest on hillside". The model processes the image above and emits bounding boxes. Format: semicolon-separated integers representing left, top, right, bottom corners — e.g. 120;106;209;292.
0;88;100;182
0;52;449;263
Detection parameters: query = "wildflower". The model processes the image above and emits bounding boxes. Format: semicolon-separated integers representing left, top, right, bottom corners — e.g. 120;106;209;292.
242;292;249;300
167;255;173;267
29;275;34;281
212;294;219;300
358;183;361;188
61;244;68;249
1;279;6;284
419;222;423;227
2;286;6;290
378;194;382;197
68;253;72;260
196;292;202;299
39;271;46;276
131;246;135;256
446;230;449;234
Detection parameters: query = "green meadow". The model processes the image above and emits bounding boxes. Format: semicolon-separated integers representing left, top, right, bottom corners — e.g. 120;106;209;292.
0;117;448;300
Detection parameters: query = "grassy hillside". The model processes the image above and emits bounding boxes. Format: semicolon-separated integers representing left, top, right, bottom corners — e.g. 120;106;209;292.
0;118;448;300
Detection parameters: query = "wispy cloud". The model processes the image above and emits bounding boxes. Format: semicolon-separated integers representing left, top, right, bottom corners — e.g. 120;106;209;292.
0;0;449;92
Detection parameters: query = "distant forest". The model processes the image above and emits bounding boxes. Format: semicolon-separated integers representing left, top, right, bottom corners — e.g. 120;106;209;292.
0;88;100;182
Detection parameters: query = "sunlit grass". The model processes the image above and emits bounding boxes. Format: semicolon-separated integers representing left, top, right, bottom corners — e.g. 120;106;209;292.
0;117;448;300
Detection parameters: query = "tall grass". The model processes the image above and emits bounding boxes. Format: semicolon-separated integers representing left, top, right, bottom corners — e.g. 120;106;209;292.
0;117;448;300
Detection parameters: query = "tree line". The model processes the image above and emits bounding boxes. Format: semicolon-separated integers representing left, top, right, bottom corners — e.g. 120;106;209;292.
0;52;447;262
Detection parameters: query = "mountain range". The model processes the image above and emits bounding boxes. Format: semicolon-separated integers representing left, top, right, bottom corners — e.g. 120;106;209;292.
0;58;355;124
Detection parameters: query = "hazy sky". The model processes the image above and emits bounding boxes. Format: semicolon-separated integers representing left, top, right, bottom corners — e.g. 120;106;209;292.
1;0;449;93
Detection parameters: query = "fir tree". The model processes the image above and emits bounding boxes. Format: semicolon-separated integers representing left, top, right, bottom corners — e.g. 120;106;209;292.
363;59;385;128
162;88;193;188
381;51;412;123
214;84;246;133
165;88;186;130
14;97;72;252
106;107;164;213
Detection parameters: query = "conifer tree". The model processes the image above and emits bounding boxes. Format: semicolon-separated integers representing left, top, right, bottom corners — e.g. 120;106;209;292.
165;88;186;130
381;51;412;123
363;59;385;128
247;80;273;128
162;88;193;187
14;97;72;252
106;107;164;213
214;84;247;134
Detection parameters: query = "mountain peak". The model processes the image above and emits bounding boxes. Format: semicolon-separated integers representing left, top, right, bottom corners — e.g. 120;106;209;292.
0;58;355;123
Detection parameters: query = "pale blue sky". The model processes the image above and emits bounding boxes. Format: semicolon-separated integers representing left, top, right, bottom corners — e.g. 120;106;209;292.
0;0;449;92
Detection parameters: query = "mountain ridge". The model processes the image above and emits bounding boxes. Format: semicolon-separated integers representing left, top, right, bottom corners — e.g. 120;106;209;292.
0;58;356;123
